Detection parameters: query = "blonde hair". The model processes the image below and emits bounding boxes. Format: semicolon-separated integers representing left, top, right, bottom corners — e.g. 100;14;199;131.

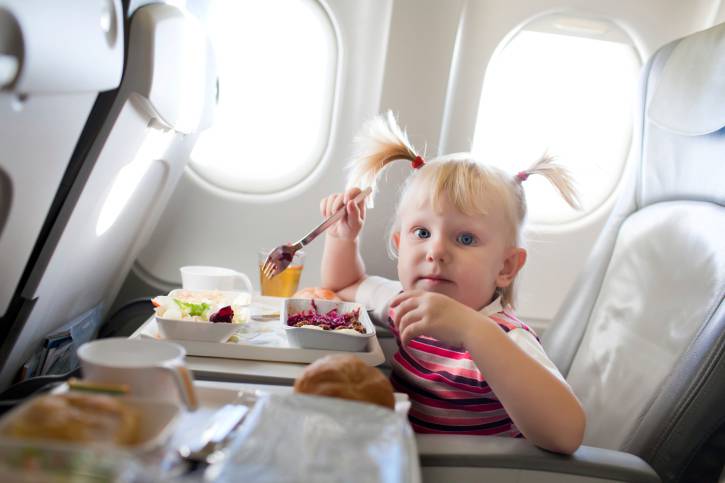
347;112;580;307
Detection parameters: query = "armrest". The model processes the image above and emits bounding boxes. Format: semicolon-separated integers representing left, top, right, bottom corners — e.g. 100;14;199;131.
416;435;660;483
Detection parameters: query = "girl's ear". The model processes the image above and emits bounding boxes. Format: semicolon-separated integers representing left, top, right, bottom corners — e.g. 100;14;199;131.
392;232;400;249
496;247;527;289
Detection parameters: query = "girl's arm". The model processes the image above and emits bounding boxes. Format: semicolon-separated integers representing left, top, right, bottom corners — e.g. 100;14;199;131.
390;291;585;454
321;236;366;297
465;320;586;454
320;188;368;297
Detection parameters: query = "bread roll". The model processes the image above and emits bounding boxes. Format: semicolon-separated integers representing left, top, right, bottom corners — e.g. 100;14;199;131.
292;287;341;301
294;354;395;409
3;393;139;445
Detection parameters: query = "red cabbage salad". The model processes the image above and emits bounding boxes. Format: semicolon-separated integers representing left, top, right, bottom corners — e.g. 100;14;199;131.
287;300;365;334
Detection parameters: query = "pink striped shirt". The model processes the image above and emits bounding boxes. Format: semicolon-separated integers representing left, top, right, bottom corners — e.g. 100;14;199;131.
387;306;539;436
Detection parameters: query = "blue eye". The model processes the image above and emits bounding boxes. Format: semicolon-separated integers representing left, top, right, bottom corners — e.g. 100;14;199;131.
457;233;476;246
414;228;431;239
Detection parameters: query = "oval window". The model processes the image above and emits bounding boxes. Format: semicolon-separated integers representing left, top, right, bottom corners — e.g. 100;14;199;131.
189;0;337;194
472;15;641;224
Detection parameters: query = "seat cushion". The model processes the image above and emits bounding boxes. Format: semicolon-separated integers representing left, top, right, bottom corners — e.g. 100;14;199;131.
565;201;724;450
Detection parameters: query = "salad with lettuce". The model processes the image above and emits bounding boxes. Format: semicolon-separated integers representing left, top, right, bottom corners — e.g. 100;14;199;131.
152;290;249;323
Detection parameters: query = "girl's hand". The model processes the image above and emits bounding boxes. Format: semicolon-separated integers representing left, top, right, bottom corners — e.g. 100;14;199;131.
319;187;367;240
389;291;489;347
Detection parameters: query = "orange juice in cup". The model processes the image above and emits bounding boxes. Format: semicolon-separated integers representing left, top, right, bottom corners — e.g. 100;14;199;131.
258;249;304;297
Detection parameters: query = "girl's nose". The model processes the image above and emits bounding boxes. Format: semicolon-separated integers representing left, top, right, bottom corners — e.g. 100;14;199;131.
425;236;450;263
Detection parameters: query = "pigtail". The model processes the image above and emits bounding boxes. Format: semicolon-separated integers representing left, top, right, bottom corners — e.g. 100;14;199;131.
517;153;581;210
346;111;420;199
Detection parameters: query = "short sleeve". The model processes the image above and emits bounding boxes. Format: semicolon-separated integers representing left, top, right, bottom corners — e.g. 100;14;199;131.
356;276;402;325
507;328;566;382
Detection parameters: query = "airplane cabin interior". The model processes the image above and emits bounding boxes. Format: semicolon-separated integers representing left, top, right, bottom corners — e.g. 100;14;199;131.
0;0;723;482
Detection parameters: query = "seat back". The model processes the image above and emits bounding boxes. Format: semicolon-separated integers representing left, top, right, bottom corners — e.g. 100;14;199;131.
542;23;725;482
0;0;123;319
0;3;217;389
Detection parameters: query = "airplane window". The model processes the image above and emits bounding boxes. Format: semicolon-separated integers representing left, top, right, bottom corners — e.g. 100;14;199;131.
471;18;640;224
189;0;336;194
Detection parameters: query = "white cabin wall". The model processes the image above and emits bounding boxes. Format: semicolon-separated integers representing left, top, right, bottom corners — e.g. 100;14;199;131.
129;0;394;294
714;0;725;23
361;0;465;281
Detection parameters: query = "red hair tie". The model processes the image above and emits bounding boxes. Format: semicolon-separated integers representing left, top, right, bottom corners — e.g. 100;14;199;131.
516;171;529;182
411;155;425;170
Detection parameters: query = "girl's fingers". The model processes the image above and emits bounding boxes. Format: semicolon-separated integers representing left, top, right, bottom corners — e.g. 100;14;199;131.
331;194;345;214
390;290;421;308
397;307;422;335
401;320;427;347
343;187;362;203
323;195;334;218
346;201;360;229
391;298;418;329
325;194;340;219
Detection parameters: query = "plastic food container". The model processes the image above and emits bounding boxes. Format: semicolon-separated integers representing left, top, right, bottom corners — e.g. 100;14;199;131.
0;394;181;455
282;299;375;352
0;439;145;483
155;289;248;342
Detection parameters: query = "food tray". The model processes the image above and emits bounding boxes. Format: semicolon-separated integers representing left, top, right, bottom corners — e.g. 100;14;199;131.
283;298;375;352
131;297;385;366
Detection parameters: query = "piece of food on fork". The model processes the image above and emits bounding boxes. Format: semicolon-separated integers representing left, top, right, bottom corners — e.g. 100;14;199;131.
262;187;372;279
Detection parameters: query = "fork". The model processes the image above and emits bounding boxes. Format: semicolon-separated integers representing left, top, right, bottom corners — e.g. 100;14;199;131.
176;390;261;470
262;186;372;279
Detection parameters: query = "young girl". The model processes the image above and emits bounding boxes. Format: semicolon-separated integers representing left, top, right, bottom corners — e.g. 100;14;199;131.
320;112;586;454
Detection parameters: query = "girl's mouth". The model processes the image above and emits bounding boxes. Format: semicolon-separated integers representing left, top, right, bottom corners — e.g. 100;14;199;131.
418;276;452;285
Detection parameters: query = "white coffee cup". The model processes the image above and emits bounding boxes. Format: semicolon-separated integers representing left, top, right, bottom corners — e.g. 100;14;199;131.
77;338;198;410
180;265;253;295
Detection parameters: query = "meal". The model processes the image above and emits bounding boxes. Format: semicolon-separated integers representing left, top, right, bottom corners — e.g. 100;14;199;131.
287;299;365;334
152;289;247;323
294;354;395;409
1;393;140;445
292;287;342;301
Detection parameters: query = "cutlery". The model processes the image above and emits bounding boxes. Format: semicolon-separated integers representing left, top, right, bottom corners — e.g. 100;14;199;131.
178;404;248;465
262;186;372;279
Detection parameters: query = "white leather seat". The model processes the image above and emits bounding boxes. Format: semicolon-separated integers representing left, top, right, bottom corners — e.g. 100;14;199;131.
0;0;123;320
418;22;725;483
543;21;725;482
0;2;217;390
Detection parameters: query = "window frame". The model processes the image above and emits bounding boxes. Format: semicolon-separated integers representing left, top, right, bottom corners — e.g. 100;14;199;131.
469;13;644;227
186;0;340;199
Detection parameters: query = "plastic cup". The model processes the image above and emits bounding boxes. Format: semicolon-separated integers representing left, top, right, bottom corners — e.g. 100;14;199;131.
258;249;304;297
179;265;252;294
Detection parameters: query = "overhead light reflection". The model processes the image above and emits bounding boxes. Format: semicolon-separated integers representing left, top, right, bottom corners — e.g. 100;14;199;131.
95;127;175;236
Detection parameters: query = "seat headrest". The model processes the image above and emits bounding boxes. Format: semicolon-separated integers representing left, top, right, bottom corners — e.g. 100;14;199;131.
123;3;215;134
648;23;725;136
0;0;123;93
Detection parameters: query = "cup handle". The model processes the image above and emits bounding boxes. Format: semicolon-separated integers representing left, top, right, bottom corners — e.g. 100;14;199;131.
160;364;198;410
234;271;254;296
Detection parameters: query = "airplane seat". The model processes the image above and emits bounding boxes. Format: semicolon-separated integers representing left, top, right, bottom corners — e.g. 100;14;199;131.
417;22;725;483
0;0;123;330
542;20;725;482
0;2;217;392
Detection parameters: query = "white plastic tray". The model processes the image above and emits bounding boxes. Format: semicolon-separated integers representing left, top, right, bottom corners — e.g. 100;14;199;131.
192;380;411;416
131;296;385;367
